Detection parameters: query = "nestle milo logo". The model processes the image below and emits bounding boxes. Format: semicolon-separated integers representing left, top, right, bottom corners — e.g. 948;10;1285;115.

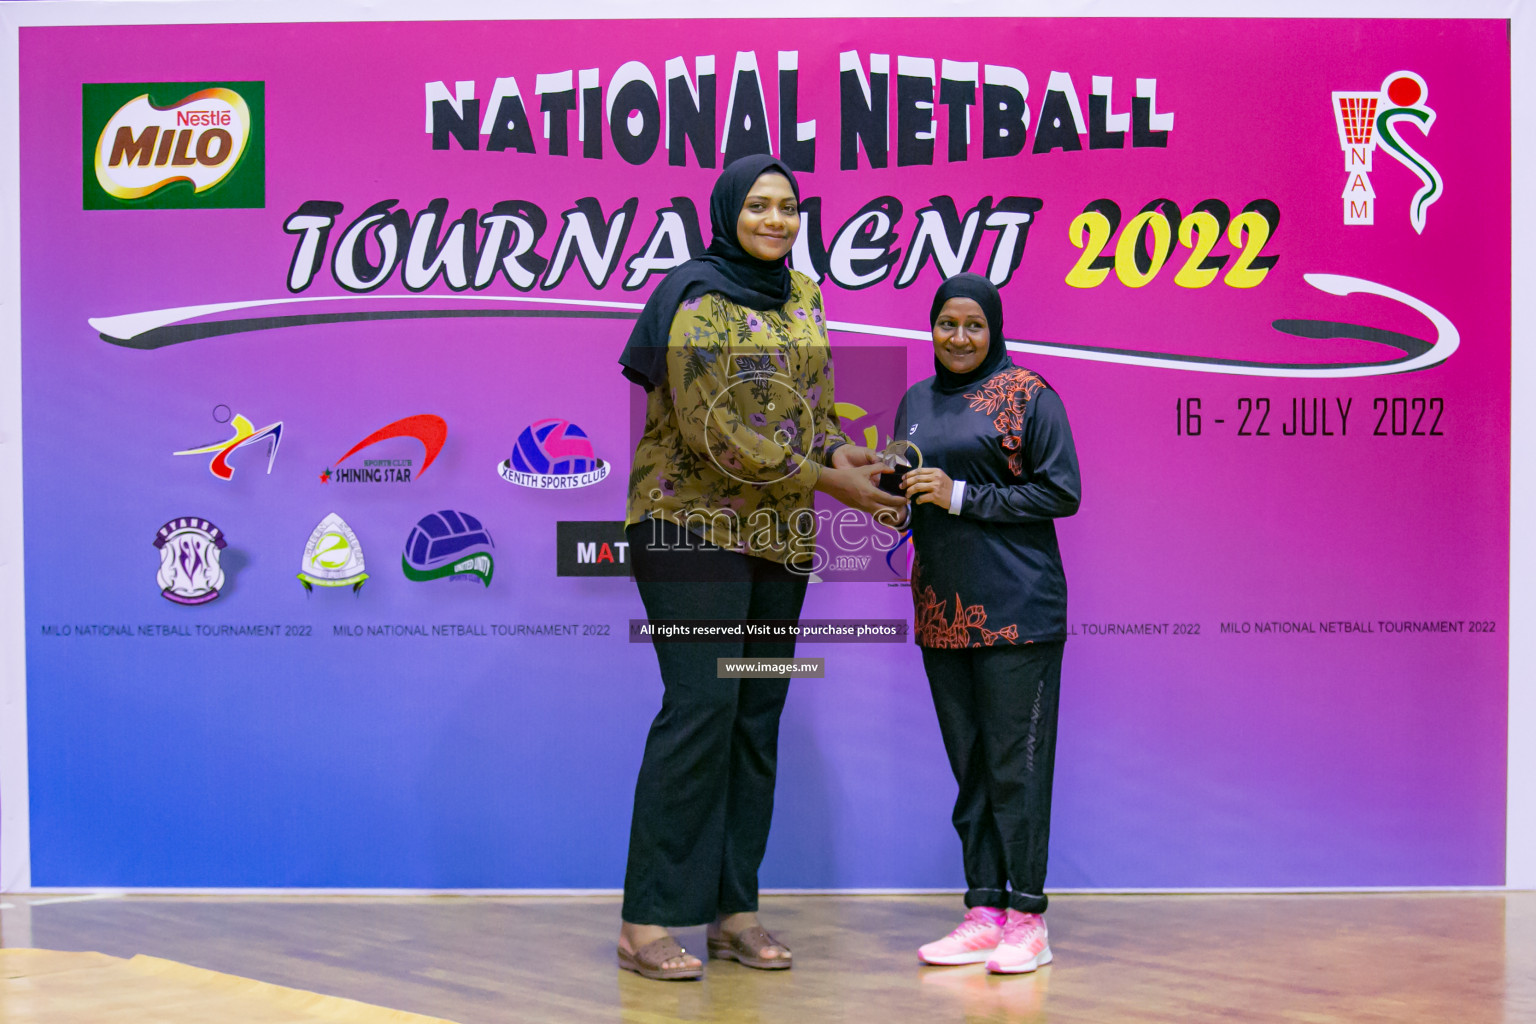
83;82;264;209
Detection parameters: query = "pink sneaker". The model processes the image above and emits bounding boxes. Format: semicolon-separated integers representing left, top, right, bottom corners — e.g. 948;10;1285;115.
918;906;1006;965
985;909;1051;974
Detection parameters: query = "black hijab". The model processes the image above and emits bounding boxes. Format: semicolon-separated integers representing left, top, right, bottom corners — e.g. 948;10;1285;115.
620;154;800;390
929;272;1014;393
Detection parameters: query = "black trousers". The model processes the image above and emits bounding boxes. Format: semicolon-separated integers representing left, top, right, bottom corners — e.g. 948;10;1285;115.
921;641;1065;915
621;520;809;926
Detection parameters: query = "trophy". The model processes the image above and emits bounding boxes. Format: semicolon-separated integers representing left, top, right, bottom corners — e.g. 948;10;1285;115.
875;437;923;496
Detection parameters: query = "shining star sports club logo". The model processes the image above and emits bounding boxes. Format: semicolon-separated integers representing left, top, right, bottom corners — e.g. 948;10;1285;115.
498;419;610;489
84;81;264;210
1331;70;1442;232
298;513;368;593
153;516;227;604
402;510;495;586
321;414;447;485
173;406;282;479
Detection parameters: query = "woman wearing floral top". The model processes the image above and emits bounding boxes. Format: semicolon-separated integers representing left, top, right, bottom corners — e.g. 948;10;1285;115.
615;155;903;980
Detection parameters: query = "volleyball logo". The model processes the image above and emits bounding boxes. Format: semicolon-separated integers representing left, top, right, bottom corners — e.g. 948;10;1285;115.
153;516;227;604
298;513;368;592
498;418;610;489
401;510;495;586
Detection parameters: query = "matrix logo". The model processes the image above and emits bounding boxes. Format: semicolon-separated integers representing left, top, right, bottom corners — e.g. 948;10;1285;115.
84;81;265;209
556;521;631;577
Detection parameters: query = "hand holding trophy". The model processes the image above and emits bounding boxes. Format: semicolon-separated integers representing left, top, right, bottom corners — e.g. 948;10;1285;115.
876;436;923;497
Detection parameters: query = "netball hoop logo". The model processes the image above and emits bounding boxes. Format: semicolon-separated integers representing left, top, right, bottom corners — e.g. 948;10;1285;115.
153;517;227;604
83;81;265;209
498;419;610;489
1331;71;1441;232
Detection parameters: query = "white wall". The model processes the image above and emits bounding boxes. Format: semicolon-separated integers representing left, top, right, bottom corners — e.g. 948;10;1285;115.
1509;0;1535;890
0;1;26;892
1;0;1529;892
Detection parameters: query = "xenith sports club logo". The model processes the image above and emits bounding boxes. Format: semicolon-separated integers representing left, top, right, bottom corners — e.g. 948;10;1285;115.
321;414;447;485
498;419;610;489
402;510;495;586
84;81;264;209
1331;71;1441;232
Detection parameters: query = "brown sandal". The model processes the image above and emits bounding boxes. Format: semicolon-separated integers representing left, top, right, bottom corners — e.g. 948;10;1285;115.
706;925;793;970
617;935;704;981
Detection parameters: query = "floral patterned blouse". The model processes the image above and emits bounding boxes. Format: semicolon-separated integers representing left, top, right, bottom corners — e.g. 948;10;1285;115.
625;271;850;566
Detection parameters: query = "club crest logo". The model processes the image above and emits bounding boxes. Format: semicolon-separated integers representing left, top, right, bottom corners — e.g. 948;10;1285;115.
321;414;446;484
298;513;368;592
84;81;265;210
498;419;610;489
154;516;227;604
1331;71;1441;232
174;407;282;480
402;510;495;586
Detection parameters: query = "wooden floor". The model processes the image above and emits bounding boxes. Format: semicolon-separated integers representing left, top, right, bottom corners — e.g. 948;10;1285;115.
3;892;1533;1023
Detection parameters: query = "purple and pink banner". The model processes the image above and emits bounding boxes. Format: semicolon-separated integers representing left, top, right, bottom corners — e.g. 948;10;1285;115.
18;18;1508;888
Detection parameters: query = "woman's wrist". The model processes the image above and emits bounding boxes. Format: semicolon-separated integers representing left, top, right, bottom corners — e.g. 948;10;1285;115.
792;453;823;489
948;479;967;514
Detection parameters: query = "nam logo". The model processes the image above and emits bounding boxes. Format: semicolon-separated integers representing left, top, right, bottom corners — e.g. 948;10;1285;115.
402;510;495;586
322;414;447;485
498;419;610;489
174;408;282;480
84;82;264;210
154;516;227;605
1331;71;1440;232
298;513;368;593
